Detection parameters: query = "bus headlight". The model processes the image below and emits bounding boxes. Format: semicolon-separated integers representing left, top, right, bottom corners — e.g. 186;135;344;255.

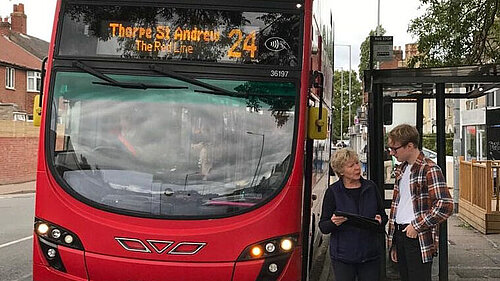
34;218;84;273
34;218;84;250
36;223;49;235
280;238;293;251
237;234;297;261
237;234;298;281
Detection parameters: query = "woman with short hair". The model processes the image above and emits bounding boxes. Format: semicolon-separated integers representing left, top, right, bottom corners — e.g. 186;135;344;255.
319;148;388;281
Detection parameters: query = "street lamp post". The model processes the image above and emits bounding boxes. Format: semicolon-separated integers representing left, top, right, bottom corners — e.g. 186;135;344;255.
377;0;381;35
341;68;343;141
335;44;352;138
246;131;265;187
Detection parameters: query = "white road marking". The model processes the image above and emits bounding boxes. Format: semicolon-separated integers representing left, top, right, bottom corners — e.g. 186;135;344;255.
0;236;33;249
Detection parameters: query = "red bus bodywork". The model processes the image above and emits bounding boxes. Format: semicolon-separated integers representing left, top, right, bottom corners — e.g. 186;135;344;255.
33;0;332;280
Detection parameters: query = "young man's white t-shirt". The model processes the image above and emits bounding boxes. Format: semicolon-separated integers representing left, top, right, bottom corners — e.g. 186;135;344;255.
395;164;415;224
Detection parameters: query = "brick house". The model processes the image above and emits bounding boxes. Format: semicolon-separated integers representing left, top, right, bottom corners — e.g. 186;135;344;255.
0;3;49;120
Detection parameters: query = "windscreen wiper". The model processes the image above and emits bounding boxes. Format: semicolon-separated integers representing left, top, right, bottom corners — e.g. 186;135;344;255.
150;64;296;99
149;64;245;98
72;61;189;90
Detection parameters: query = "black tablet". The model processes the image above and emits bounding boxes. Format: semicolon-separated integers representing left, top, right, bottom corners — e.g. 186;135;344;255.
333;211;383;232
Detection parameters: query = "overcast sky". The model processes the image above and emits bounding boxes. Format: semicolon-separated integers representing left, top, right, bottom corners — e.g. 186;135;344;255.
332;0;424;73
0;0;424;75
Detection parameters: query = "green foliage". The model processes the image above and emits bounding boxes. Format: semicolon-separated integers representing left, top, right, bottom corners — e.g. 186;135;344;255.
358;26;386;80
422;133;454;155
408;0;500;67
332;70;362;141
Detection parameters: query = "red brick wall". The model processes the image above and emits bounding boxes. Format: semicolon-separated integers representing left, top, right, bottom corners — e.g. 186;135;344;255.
0;137;38;184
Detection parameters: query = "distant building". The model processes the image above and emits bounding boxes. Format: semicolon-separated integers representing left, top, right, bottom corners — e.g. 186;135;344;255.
0;3;49;120
462;87;500;161
379;46;404;69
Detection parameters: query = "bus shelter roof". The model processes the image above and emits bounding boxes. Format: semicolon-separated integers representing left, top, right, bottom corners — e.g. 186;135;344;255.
365;64;500;99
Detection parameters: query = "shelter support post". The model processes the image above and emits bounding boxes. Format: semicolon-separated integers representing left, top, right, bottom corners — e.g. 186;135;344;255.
368;83;386;280
416;97;423;149
436;83;448;281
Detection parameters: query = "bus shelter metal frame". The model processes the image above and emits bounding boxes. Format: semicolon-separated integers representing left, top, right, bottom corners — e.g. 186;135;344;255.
364;64;500;281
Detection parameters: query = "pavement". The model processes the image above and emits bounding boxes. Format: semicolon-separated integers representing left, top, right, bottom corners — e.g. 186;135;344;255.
446;214;500;280
0;181;35;195
2;182;499;280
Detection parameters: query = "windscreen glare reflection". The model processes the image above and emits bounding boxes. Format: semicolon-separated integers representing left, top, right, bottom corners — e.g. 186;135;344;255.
49;72;296;217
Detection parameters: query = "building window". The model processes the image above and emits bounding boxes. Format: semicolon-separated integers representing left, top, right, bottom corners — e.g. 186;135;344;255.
464;125;487;161
27;71;41;92
466;99;478;110
5;67;15;89
487;90;500;108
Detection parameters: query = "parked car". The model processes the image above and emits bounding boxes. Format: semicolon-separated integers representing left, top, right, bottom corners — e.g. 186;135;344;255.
422;147;437;161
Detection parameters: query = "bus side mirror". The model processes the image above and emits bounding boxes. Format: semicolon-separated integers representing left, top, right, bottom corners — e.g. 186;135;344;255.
383;96;393;125
33;94;41;127
308;107;328;139
34;58;47;127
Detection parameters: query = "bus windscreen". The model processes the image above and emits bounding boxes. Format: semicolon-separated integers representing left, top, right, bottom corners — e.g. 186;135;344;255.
48;71;296;218
58;4;301;67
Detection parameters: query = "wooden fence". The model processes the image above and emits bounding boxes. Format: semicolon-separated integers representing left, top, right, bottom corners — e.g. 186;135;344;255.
459;157;500;234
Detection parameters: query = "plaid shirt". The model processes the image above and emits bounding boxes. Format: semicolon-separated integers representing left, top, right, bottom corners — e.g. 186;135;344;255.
387;152;454;263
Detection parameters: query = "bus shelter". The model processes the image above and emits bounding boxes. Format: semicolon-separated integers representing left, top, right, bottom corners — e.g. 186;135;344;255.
364;64;500;281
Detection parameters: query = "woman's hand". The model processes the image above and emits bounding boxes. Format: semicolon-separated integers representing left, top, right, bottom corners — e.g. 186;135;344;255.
375;214;382;224
331;214;347;226
390;245;398;263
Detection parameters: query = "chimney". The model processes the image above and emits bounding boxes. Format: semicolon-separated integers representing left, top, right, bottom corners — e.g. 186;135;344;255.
0;17;10;35
10;3;27;34
393;46;403;61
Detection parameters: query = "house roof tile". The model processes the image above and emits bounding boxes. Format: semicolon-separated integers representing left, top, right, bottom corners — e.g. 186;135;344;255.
0;30;48;70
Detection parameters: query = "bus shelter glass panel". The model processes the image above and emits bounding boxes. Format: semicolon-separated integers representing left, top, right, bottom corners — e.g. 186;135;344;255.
48;71;297;218
383;103;417;185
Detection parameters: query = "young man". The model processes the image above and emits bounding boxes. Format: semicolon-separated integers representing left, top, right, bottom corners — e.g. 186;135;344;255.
386;124;453;281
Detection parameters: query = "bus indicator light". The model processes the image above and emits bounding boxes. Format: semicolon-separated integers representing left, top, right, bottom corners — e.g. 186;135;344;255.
250;246;263;258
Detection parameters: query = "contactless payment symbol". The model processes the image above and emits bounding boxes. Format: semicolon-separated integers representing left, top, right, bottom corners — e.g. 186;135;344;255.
265;37;290;52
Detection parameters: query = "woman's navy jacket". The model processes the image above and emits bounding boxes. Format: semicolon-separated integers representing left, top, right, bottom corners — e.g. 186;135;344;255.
319;178;388;263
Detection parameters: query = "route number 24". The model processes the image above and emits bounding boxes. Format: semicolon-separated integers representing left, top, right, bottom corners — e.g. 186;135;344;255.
228;29;257;59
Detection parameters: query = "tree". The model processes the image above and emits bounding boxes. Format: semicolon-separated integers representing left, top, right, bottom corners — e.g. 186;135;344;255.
332;70;362;140
408;0;500;67
358;26;386;80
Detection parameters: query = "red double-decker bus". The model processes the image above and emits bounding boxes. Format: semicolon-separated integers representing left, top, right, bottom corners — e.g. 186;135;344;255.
33;0;333;280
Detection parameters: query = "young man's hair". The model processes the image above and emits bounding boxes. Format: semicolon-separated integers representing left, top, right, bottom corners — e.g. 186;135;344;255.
388;124;420;148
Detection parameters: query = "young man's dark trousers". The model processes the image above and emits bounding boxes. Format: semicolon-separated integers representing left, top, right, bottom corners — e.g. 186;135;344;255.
394;224;432;281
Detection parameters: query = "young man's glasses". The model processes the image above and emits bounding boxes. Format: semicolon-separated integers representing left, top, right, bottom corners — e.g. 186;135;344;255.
387;144;406;153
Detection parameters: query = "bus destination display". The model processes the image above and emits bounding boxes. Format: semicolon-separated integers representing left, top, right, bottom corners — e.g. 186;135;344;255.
58;5;301;67
108;23;256;59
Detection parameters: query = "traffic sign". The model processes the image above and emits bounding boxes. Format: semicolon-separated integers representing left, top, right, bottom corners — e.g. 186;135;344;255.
371;36;393;62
